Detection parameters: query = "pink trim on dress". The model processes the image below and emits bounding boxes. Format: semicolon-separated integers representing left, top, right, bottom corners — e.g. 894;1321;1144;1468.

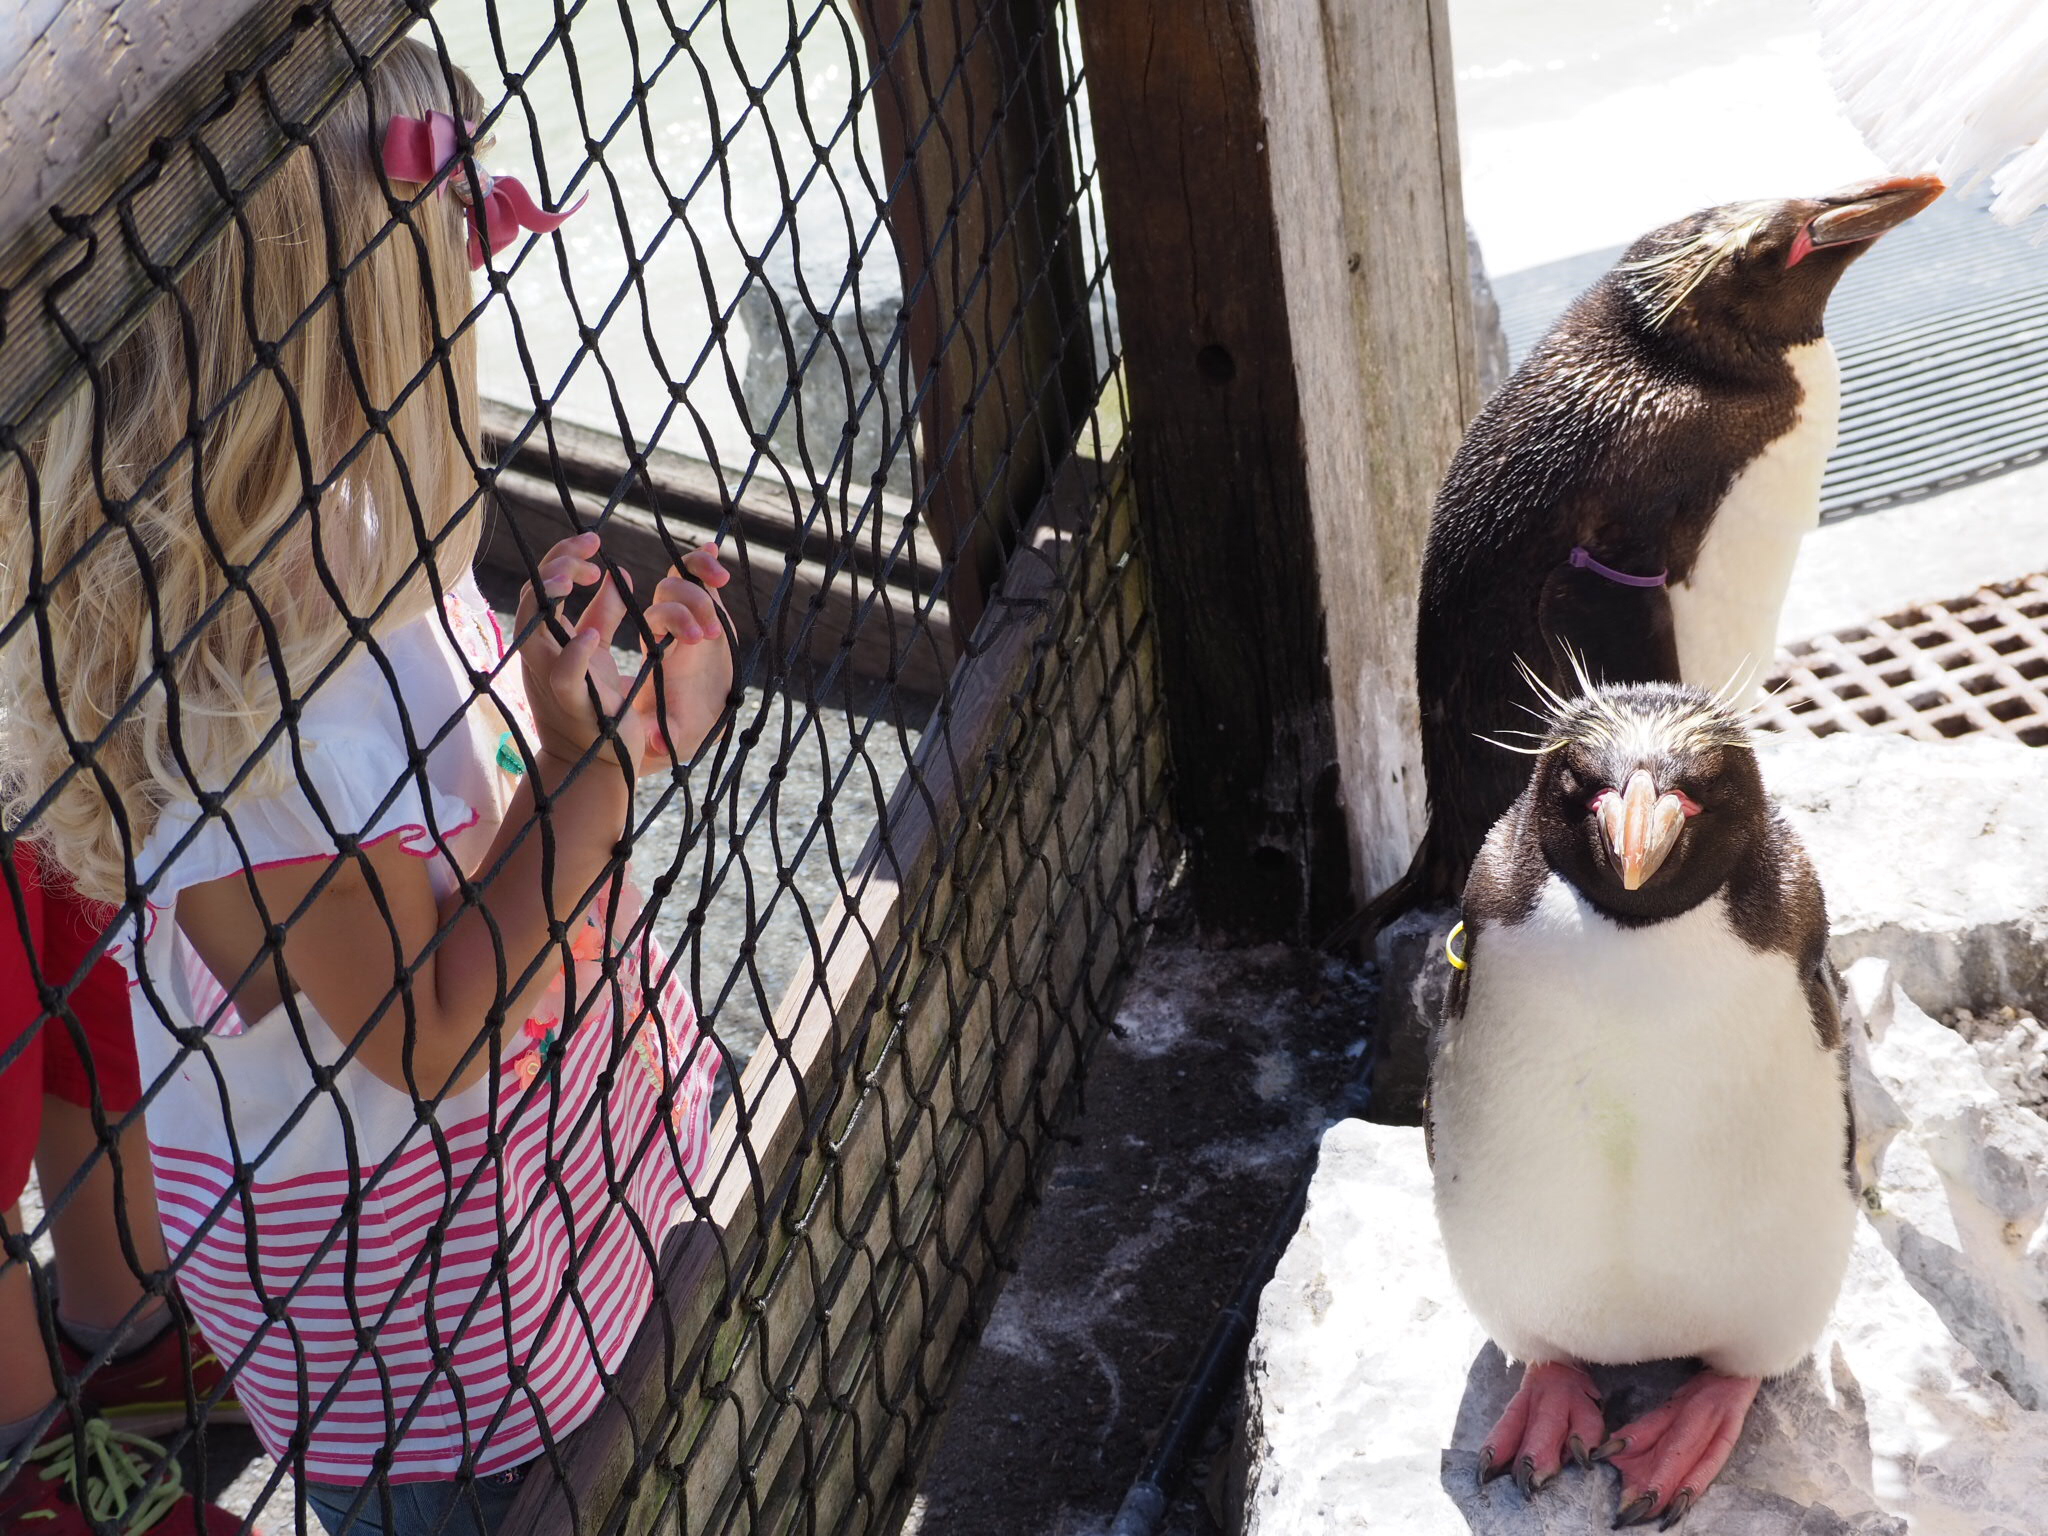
237;809;484;873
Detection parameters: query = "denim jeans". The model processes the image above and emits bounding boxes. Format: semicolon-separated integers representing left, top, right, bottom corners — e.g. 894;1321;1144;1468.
303;1462;530;1536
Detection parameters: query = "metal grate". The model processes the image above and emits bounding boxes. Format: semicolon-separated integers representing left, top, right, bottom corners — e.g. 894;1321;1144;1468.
1759;574;2048;745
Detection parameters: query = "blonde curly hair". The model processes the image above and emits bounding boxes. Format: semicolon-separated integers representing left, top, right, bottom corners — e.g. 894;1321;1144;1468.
0;38;488;904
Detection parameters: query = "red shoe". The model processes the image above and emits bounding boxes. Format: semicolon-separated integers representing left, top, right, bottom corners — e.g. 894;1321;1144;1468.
60;1315;247;1437
0;1416;240;1533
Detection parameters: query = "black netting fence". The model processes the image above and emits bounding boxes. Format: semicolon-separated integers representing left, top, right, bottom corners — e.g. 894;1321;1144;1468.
0;2;1167;1532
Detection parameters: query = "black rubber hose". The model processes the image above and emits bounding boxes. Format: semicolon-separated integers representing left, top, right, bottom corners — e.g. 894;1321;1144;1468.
1105;1155;1318;1536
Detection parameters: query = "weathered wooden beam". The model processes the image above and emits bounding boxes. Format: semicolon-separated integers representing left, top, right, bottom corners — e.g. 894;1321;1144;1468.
851;0;1099;640
478;400;946;595
1074;0;1477;939
1251;0;1478;900
0;0;418;434
1073;0;1350;941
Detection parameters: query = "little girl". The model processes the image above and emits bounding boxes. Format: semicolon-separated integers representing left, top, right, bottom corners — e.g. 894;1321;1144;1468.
0;38;727;1536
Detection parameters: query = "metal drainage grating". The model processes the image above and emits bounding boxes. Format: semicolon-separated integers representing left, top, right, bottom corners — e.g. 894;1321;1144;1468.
1759;575;2048;745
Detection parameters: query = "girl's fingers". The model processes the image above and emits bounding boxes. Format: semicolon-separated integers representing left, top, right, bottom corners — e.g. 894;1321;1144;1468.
544;531;602;562
549;628;603;710
524;534;604;599
538;556;601;590
647;595;713;644
680;543;730;588
579;569;629;649
653;573;719;627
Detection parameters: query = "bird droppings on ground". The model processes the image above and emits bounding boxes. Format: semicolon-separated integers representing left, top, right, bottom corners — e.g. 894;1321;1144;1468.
907;910;1374;1536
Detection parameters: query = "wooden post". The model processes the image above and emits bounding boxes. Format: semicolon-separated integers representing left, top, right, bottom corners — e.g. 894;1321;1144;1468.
1076;0;1477;940
853;0;1099;641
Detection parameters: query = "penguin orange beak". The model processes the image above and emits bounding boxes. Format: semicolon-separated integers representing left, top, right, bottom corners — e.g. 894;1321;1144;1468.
1595;770;1693;891
1803;174;1944;252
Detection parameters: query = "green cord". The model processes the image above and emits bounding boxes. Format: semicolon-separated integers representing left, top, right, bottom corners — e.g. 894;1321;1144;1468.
29;1418;188;1531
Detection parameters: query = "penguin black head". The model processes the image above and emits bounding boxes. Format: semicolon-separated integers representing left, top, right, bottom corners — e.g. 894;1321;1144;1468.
1523;681;1765;925
1610;175;1942;357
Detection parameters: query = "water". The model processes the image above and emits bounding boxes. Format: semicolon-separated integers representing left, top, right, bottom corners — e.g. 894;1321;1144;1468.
426;0;890;467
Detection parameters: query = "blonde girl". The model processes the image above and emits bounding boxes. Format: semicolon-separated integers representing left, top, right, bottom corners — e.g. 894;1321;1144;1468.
0;36;729;1535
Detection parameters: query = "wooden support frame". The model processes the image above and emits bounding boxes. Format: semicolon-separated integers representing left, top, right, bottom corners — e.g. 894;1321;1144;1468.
852;0;1100;641
1076;0;1478;939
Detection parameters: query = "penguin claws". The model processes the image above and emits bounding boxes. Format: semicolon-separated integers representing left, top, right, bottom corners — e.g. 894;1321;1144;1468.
1569;1433;1592;1471
1659;1489;1696;1530
1477;1446;1504;1487
1590;1434;1627;1464
1614;1491;1661;1529
1512;1455;1537;1498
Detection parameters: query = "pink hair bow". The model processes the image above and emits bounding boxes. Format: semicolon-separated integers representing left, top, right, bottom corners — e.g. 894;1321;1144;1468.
382;111;586;270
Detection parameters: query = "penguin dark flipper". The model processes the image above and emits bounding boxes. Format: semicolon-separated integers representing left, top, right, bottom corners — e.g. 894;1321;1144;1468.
1536;556;1682;690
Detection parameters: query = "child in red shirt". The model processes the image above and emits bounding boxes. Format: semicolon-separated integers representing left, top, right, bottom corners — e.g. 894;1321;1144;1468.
0;845;237;1533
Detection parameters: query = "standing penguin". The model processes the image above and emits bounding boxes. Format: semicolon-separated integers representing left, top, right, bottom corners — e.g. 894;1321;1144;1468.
1430;682;1852;1528
1358;175;1939;930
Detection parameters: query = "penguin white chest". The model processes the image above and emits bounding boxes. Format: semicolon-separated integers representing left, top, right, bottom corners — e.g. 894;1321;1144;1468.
1669;339;1839;702
1431;875;1854;1378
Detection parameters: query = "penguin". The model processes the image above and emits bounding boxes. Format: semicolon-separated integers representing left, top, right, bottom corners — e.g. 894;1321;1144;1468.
1349;174;1940;936
1428;680;1853;1528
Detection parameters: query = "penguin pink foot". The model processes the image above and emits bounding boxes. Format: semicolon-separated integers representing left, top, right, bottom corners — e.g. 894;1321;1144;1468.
1478;1360;1605;1496
1598;1369;1761;1529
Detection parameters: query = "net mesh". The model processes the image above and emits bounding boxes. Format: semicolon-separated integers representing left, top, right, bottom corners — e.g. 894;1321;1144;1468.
0;3;1164;1531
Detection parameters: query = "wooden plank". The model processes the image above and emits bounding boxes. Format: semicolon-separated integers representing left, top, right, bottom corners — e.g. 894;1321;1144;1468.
477;399;946;595
1072;0;1355;941
0;1;254;248
0;0;417;433
850;0;1098;639
1248;0;1477;898
479;466;956;699
1076;0;1477;932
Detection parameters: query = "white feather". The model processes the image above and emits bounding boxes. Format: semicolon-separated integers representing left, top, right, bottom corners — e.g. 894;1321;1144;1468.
1815;0;2048;224
1668;340;1839;704
1432;874;1854;1378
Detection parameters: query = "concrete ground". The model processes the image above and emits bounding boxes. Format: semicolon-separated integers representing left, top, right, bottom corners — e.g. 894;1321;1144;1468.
1783;460;2048;642
906;916;1375;1536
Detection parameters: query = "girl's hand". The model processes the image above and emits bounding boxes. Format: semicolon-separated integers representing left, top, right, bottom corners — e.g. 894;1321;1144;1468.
515;532;648;774
637;542;735;772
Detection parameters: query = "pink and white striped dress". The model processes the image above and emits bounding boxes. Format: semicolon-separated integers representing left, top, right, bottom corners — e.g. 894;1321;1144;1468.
117;575;718;1484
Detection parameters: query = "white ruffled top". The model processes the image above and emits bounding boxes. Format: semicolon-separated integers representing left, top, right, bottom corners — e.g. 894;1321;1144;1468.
115;573;717;1482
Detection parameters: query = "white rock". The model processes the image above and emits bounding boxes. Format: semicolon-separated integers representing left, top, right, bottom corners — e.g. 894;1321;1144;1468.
1756;732;2048;1017
1239;1116;2048;1534
1847;957;2048;1414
